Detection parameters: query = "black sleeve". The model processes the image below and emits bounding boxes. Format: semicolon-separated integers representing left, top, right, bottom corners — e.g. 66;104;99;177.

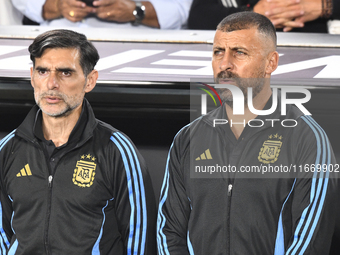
157;129;192;255
0;134;15;253
110;131;157;255
0;189;12;253
188;0;257;30
284;116;340;254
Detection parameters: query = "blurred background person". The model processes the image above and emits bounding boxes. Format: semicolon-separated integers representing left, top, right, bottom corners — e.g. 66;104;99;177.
1;0;23;25
188;0;339;33
11;0;193;29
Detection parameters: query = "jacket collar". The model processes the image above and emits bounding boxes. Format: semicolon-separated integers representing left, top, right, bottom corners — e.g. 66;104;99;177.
16;98;98;145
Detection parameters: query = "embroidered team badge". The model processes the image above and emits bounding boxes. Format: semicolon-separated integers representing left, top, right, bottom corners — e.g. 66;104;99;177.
258;134;283;164
73;154;96;188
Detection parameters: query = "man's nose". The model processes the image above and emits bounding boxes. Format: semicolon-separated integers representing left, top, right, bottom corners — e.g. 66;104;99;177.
219;52;233;71
46;71;59;90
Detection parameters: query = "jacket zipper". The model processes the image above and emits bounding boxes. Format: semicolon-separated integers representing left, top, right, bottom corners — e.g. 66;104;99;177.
41;139;92;254
48;175;53;188
227;183;233;255
45;174;53;255
227;184;232;197
27;135;93;254
214;126;235;255
42;148;53;255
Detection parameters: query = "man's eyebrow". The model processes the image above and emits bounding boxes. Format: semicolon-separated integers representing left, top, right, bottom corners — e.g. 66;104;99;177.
213;46;225;51
34;66;76;72
230;46;249;52
35;66;49;71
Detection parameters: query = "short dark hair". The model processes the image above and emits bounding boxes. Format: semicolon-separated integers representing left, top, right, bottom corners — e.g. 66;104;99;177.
217;12;277;49
28;29;100;77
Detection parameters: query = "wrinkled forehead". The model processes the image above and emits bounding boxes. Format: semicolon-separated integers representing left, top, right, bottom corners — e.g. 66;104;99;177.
39;47;80;58
34;48;81;68
213;28;260;45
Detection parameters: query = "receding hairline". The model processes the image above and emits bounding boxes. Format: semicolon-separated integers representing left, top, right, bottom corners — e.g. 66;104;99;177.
216;12;277;51
218;25;277;53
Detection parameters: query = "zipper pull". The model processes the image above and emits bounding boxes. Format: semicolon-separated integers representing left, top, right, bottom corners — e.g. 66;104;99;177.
228;184;233;196
48;175;53;188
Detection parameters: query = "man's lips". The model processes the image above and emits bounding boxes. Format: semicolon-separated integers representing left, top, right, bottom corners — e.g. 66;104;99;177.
218;79;236;85
44;96;62;103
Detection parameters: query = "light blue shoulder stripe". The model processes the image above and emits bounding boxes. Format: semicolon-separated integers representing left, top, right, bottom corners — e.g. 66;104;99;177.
187;231;194;255
298;116;330;254
0;203;8;253
286;115;329;255
157;123;191;255
92;199;111;255
0;130;15;252
112;132;147;255
0;130;15;151
110;135;136;255
8;239;18;255
113;133;142;255
274;179;296;255
116;132;147;255
0;202;10;249
157;150;171;255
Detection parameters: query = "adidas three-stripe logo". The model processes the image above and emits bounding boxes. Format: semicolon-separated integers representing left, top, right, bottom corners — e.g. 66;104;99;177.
220;0;238;8
17;164;32;177
195;149;213;160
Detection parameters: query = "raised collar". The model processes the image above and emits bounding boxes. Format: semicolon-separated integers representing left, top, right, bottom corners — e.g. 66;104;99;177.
16;98;98;145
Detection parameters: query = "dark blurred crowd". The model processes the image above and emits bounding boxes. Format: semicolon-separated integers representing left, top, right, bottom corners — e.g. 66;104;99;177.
1;0;340;33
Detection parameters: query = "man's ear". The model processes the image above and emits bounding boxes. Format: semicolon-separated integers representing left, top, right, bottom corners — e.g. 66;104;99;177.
30;67;35;88
84;69;98;93
265;51;279;75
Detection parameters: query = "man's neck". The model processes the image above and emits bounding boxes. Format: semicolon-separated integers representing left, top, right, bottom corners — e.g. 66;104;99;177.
42;106;82;147
226;87;272;140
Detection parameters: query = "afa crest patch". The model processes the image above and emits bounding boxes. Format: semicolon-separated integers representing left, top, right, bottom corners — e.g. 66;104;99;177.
258;134;283;164
73;154;96;188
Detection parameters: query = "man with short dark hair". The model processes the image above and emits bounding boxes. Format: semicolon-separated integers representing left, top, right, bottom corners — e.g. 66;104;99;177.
0;29;156;254
157;12;339;254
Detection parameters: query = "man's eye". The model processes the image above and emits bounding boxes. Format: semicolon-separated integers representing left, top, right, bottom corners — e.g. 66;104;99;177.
62;71;71;76
38;70;47;75
236;51;245;55
214;50;223;56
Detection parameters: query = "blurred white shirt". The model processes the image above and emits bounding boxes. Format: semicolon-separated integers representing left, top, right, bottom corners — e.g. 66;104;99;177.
1;0;23;25
11;0;193;29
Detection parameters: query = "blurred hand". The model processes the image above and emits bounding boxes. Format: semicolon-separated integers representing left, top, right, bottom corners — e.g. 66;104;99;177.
254;0;304;29
282;0;322;31
93;0;136;23
59;0;95;22
255;0;322;32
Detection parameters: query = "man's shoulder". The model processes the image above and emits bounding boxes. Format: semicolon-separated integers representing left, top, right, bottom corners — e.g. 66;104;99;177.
285;103;306;120
295;115;329;139
284;114;332;158
0;130;17;162
183;106;223;132
283;104;324;137
94;120;139;150
0;130;16;148
172;107;222;147
95;119;118;133
94;119;125;141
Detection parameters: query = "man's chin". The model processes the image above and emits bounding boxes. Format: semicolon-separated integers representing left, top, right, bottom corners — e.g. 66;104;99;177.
40;106;71;118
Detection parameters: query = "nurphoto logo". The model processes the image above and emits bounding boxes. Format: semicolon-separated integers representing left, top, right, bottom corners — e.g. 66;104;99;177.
198;83;312;128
